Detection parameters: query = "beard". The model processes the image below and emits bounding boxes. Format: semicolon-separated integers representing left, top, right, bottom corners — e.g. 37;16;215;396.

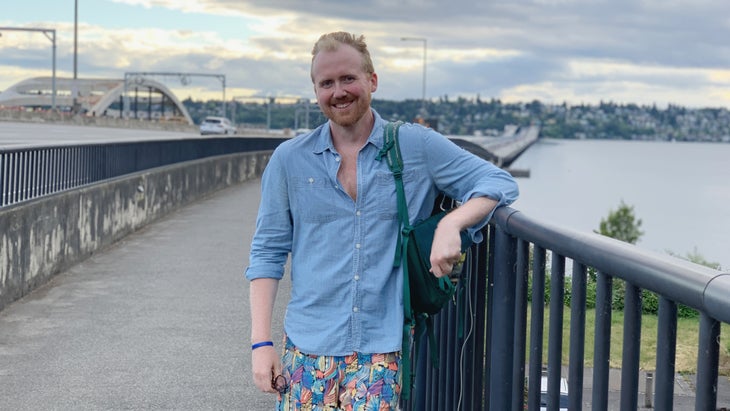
320;93;372;128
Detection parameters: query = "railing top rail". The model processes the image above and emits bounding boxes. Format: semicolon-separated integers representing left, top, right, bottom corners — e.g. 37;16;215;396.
494;206;730;323
0;136;289;154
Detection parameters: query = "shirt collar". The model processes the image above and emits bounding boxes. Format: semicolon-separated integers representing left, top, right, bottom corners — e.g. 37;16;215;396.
311;109;388;154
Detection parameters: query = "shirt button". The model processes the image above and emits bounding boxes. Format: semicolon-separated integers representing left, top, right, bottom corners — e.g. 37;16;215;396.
355;243;361;249
356;210;361;216
354;275;360;281
335;157;341;162
308;177;314;183
353;307;359;312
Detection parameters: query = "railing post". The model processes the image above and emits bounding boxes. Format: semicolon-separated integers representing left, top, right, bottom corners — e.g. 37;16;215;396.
459;248;479;411
0;152;5;206
547;253;565;411
511;239;530;411
620;283;642;411
527;246;546;411
11;152;19;204
568;262;587;411
655;296;677;410
474;237;491;411
695;313;720;411
487;225;517;410
592;271;613;411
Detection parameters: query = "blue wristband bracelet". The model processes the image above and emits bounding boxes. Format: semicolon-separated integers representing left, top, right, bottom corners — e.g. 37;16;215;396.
251;341;274;350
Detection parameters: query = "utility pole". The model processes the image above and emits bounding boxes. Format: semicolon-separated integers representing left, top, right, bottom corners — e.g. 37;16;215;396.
73;0;78;113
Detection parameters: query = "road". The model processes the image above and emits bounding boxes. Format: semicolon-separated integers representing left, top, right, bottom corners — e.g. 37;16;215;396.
0;121;200;149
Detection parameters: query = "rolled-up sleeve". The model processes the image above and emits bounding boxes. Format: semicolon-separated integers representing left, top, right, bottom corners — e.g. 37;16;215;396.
461;164;519;239
420;126;520;242
245;149;292;281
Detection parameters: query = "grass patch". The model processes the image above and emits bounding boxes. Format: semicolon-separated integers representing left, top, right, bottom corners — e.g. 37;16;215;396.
526;305;730;375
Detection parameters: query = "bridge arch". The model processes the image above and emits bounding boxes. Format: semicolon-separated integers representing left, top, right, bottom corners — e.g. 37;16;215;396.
0;76;193;125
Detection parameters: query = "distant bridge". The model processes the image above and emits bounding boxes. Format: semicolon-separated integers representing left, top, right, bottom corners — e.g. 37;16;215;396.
0;76;194;124
450;125;540;168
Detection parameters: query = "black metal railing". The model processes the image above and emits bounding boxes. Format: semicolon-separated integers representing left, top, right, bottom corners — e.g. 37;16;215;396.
408;206;729;411
0;137;287;207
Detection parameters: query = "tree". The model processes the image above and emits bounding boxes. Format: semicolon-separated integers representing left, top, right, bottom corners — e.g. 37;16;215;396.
662;248;720;317
666;247;722;271
592;200;645;312
595;200;644;244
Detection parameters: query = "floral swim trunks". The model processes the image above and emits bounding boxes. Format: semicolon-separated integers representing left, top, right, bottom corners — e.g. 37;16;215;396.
276;338;401;411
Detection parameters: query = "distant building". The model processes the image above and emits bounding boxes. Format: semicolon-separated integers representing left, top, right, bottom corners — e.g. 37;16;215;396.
0;76;193;125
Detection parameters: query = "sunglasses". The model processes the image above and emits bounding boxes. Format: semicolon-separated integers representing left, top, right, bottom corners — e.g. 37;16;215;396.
271;374;288;394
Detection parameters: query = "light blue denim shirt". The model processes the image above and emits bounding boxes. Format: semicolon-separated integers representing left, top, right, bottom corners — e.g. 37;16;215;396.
245;110;519;356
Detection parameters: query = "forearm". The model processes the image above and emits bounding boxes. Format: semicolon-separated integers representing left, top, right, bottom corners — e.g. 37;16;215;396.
249;277;282;394
430;196;498;277
249;278;279;343
440;196;498;231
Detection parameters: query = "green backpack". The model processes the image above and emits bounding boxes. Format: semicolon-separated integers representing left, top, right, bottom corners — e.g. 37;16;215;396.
377;121;473;400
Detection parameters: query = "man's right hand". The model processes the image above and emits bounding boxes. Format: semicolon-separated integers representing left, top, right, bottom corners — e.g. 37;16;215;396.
252;345;282;393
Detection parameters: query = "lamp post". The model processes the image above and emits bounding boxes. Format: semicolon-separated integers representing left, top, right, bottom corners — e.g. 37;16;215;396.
0;27;57;111
73;0;78;113
400;36;427;112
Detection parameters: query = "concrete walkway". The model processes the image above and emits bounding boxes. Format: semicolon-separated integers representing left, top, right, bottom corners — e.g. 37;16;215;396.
579;366;730;410
0;180;288;410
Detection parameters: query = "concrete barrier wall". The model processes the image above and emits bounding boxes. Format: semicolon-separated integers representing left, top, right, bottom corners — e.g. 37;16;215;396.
0;110;199;133
0;111;295;136
0;150;272;312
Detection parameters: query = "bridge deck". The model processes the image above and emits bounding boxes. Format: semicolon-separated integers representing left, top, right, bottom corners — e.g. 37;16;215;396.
453;125;540;168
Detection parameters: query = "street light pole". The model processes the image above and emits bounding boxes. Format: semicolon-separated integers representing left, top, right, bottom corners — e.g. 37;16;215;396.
401;36;427;112
73;0;78;113
0;27;57;111
50;29;56;111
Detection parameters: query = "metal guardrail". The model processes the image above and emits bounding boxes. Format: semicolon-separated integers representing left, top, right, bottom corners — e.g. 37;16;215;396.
0;137;287;208
408;206;729;411
0;133;531;209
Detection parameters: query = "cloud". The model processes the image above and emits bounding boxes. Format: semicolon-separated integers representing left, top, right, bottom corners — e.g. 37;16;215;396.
2;0;730;107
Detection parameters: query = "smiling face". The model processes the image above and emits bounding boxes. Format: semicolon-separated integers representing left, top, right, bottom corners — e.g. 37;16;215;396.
311;44;377;128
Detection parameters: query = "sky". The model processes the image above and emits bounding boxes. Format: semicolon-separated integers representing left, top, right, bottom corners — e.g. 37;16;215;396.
1;0;730;108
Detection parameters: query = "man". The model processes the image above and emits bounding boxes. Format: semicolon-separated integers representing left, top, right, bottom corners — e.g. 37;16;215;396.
246;31;518;410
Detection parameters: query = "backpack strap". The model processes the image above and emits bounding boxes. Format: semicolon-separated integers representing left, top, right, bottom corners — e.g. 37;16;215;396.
377;122;469;401
377;121;408;267
377;121;419;400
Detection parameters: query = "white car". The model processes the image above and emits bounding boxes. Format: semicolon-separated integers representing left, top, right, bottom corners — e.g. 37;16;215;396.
540;375;569;411
199;116;236;135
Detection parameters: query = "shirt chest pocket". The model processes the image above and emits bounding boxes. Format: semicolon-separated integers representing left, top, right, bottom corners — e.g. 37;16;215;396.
374;168;423;220
291;176;341;223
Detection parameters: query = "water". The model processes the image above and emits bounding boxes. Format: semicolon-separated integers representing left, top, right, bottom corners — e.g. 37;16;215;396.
509;138;730;270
